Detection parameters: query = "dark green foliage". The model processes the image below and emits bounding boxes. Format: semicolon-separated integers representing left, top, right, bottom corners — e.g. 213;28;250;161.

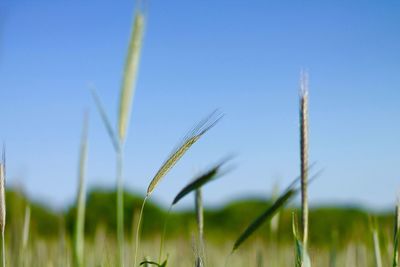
6;190;60;238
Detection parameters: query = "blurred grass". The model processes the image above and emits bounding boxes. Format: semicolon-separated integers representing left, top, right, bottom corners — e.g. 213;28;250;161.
3;188;396;266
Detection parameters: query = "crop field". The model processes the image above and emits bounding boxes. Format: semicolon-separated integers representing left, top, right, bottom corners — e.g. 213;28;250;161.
1;1;400;267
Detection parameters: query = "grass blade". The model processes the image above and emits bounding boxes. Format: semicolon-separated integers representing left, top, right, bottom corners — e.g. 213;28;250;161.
232;184;297;252
232;168;322;252
172;157;231;205
146;110;223;196
89;87;120;151
118;11;145;143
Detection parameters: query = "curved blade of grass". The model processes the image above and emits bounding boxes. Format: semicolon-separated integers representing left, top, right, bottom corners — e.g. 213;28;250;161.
73;113;89;267
232;187;296;252
232;168;323;252
118;11;145;143
172;157;232;205
89;87;120;151
146;110;223;196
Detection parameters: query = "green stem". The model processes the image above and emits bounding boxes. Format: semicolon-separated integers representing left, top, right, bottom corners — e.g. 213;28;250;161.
134;197;147;267
158;206;172;263
2;230;5;267
117;148;124;267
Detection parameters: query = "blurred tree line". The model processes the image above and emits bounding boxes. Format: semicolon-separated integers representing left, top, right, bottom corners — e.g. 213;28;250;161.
5;188;394;248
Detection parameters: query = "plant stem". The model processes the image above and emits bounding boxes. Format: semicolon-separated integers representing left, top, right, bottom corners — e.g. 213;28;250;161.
1;230;5;267
117;148;124;267
373;229;382;267
74;115;88;267
195;188;204;267
195;188;204;243
134;197;147;267
158;206;172;263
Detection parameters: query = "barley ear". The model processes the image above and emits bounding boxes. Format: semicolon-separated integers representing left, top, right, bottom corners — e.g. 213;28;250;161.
300;70;309;248
146;110;223;196
118;11;145;143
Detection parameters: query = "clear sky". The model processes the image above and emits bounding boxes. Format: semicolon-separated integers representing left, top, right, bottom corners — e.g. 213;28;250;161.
0;1;399;210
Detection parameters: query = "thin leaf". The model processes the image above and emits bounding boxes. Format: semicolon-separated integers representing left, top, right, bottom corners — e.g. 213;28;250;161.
172;157;231;205
232;186;297;252
89;87;120;151
232;168;323;252
146;110;223;196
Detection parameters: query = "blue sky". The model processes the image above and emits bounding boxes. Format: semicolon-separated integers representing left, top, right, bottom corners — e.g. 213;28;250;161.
0;1;400;210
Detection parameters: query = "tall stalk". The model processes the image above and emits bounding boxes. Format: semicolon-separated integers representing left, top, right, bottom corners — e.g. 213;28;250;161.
373;229;382;267
116;148;124;266
116;11;144;267
299;71;309;248
73;114;89;267
134;197;147;267
195;188;204;267
91;9;144;267
21;205;31;267
195;188;204;243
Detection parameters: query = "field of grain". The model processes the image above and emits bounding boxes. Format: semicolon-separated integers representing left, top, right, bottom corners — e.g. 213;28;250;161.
1;2;399;267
